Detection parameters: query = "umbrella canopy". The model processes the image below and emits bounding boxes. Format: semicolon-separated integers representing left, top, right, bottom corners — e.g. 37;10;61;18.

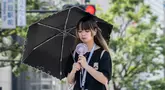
22;6;113;80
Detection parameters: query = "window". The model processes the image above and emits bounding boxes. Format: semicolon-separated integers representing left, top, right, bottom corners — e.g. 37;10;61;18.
42;84;51;89
31;85;37;90
31;84;40;90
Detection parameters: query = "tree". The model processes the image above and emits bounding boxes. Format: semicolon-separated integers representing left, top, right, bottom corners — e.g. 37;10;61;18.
149;79;165;90
97;0;165;89
0;0;54;76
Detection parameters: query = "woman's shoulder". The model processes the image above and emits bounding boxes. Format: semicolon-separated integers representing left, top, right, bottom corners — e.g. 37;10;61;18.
95;48;109;54
94;48;109;57
96;48;110;58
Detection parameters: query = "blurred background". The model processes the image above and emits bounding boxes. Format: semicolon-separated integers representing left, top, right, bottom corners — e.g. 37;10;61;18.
0;0;165;90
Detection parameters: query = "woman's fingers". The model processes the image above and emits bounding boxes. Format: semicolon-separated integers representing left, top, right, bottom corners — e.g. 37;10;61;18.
78;56;84;60
76;63;81;70
74;63;81;71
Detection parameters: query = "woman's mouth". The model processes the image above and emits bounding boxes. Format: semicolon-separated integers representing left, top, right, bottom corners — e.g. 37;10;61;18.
82;37;86;40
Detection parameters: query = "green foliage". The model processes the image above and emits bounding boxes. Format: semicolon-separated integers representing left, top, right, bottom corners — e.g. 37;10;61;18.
97;0;165;89
149;79;165;90
27;0;42;10
0;0;53;77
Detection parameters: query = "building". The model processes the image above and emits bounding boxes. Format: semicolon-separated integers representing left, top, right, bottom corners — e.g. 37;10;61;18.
14;67;67;90
0;66;12;90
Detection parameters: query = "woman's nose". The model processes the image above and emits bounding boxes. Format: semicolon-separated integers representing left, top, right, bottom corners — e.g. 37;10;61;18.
81;31;86;36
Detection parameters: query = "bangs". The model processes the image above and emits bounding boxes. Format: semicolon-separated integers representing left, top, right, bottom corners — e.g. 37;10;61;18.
78;21;94;31
76;16;98;31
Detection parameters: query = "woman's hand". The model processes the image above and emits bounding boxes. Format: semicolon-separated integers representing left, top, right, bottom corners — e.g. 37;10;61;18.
67;63;81;84
78;56;88;68
71;63;81;74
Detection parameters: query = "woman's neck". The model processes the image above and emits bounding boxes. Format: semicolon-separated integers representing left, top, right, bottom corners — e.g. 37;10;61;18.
85;40;95;52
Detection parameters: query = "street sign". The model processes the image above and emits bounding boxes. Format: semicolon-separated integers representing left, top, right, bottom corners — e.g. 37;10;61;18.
17;0;26;26
1;0;16;29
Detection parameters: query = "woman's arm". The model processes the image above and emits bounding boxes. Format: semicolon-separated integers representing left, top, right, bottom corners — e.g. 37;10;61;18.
78;51;111;86
67;63;81;84
67;70;76;84
84;65;108;85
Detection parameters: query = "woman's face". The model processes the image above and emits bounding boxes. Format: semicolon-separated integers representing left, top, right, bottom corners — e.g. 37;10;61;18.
78;29;95;43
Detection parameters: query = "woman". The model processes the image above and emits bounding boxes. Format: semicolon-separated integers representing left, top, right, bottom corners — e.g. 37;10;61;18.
64;16;112;90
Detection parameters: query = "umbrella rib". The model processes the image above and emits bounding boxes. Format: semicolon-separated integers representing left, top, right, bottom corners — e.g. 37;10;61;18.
22;31;65;62
65;26;76;37
66;26;76;32
67;33;76;38
39;22;75;37
33;32;62;50
38;23;73;37
38;23;62;32
64;8;71;30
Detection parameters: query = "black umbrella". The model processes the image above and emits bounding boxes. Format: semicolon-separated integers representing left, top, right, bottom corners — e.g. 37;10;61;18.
22;6;113;80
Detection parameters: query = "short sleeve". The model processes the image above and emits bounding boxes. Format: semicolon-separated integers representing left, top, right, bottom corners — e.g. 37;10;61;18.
64;54;74;77
98;51;112;82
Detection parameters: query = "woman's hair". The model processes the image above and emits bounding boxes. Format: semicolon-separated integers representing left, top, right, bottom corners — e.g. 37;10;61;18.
75;16;110;53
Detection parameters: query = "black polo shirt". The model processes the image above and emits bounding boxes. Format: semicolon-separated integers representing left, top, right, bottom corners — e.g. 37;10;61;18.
64;48;112;90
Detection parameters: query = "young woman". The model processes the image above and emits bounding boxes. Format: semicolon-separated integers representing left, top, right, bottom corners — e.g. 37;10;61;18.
64;16;112;90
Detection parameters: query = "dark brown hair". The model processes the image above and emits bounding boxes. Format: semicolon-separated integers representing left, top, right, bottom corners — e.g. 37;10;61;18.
75;16;110;53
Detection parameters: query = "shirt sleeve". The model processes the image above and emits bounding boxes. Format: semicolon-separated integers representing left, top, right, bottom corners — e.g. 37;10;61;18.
64;54;74;77
98;51;112;82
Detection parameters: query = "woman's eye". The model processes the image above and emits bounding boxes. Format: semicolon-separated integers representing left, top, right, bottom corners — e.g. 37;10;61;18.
85;30;90;32
78;30;82;33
